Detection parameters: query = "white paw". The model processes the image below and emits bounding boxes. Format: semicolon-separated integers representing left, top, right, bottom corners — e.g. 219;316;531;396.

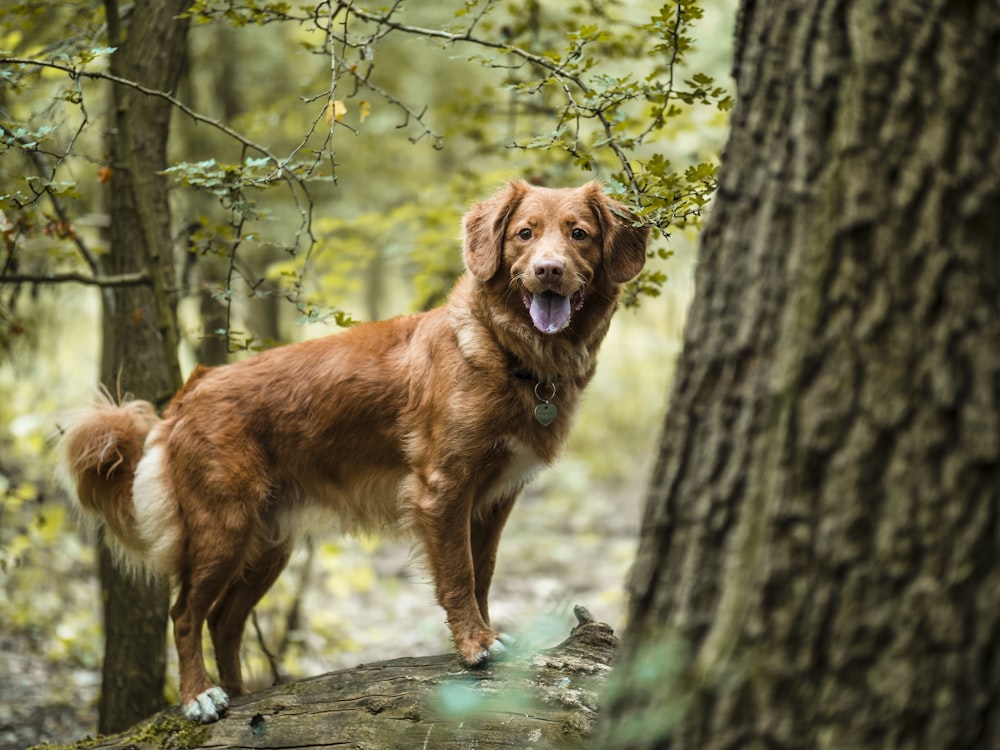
183;686;229;723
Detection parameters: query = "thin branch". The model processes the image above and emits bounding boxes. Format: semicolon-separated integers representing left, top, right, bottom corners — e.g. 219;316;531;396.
339;5;641;196
222;160;248;353
635;2;684;143
0;121;101;274
0;271;151;287
327;0;342;182
278;541;316;660
250;609;285;687
345;5;582;85
3;56;320;301
1;56;292;180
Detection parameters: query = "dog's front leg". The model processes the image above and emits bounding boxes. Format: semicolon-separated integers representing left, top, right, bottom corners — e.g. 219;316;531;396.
470;494;518;627
410;484;506;666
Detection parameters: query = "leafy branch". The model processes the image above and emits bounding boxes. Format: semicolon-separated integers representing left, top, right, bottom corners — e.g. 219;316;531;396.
1;0;728;347
174;0;727;314
1;47;330;344
181;1;725;221
2;57;278;160
328;1;724;230
0;120;100;275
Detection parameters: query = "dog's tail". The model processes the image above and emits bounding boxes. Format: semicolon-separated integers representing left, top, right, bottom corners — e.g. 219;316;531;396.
61;393;180;579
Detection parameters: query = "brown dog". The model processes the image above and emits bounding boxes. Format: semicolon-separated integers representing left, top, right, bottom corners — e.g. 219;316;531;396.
62;180;648;722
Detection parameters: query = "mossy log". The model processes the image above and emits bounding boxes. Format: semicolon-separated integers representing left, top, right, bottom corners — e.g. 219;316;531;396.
60;608;617;750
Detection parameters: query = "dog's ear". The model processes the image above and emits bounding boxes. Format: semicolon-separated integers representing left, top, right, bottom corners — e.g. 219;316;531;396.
586;183;649;283
463;180;528;280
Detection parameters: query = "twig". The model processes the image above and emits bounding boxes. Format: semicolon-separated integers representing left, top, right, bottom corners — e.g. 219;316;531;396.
1;56;291;180
278;541;316;661
338;5;642;196
250;610;285;687
0;121;101;274
0;271;150;287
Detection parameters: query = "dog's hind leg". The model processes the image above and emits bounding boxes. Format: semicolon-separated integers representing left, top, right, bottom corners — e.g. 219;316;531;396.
208;544;291;698
171;524;255;723
171;571;233;722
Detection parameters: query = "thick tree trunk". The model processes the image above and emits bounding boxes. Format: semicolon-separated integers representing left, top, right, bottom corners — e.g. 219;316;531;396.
57;611;616;750
597;1;1000;748
96;0;190;734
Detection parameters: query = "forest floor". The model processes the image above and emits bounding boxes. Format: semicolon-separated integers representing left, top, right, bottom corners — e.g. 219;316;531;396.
0;472;645;750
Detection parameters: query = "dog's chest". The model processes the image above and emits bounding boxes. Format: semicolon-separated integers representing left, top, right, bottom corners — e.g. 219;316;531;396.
482;437;546;504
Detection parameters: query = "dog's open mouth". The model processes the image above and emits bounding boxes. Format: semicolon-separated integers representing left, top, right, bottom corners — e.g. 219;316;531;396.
523;290;585;334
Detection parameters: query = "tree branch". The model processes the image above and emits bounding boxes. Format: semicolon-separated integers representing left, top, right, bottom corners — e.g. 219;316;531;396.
338;5;641;195
0;271;150;287
0;121;101;274
344;5;583;85
0;56;295;180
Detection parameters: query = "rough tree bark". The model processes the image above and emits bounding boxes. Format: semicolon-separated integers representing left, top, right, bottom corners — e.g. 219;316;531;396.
596;1;1000;748
96;0;190;734
58;610;616;750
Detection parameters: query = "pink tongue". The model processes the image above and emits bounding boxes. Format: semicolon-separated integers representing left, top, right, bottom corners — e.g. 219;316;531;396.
529;291;572;334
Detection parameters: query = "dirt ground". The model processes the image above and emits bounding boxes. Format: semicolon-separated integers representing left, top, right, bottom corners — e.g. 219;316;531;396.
0;474;645;750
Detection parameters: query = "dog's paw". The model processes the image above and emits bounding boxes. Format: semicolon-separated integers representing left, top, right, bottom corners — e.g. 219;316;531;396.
182;686;230;723
459;631;515;667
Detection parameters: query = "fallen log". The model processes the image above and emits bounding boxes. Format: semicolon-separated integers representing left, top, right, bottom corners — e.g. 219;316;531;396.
57;607;618;750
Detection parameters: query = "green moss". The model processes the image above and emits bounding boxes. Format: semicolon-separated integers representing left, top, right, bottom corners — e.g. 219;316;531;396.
30;713;212;750
129;714;213;748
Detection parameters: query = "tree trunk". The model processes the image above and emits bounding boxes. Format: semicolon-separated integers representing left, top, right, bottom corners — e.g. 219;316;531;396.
597;1;1000;748
58;610;616;750
96;0;190;734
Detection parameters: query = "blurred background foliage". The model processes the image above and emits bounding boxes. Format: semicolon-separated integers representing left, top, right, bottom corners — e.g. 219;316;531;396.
0;0;734;743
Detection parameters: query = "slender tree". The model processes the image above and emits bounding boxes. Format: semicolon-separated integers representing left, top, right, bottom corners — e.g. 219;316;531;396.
596;1;1000;748
94;0;190;733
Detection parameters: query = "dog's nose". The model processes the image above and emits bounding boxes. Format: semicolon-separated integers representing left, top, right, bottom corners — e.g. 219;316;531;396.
534;259;564;280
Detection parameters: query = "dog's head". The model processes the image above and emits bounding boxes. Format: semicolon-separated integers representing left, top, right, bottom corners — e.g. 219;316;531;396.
463;181;648;335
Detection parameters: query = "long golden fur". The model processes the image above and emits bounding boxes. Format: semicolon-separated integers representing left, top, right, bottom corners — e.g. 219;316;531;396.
62;180;648;722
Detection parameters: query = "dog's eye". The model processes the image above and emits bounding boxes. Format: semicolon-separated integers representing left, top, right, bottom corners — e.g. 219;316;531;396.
518;228;533;240
571;228;588;241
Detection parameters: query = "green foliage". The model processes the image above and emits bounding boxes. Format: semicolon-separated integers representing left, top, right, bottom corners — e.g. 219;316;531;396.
594;637;692;748
183;0;297;27
437;674;539;718
2;0;729;347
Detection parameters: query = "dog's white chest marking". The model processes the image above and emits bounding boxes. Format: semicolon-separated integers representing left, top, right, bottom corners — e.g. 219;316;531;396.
485;438;545;503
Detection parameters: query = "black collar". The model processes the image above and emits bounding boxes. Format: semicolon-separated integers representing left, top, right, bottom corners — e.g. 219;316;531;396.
512;365;560;385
